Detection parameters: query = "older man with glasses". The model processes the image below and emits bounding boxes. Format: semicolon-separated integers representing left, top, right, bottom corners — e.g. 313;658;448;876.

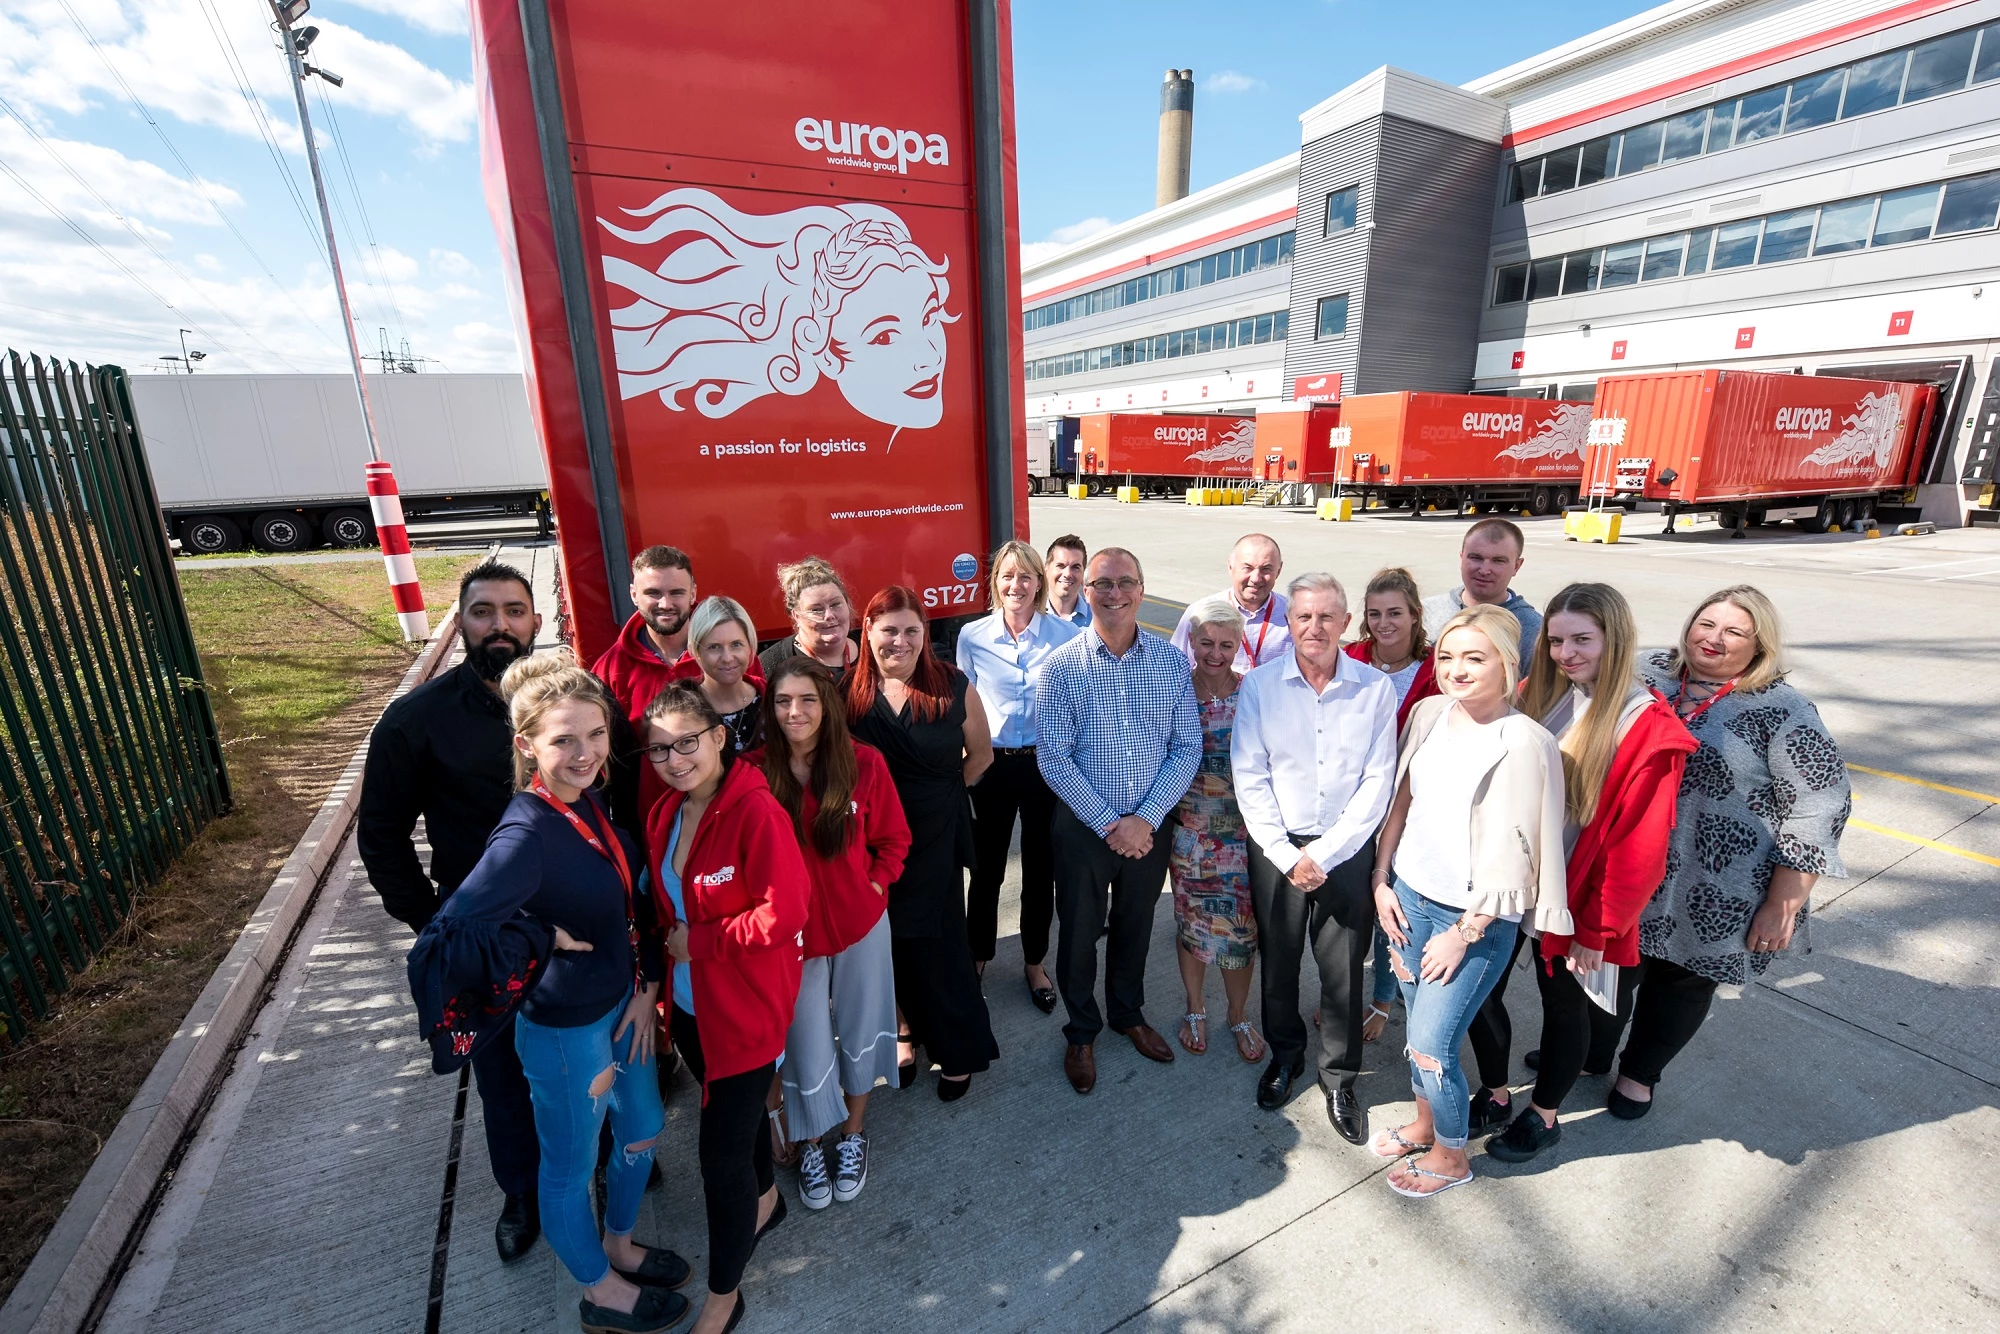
1036;548;1202;1095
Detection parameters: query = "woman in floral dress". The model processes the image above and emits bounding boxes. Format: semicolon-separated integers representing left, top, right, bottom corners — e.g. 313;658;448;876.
1170;595;1265;1062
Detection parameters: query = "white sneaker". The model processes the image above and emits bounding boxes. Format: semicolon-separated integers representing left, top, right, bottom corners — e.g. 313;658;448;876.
796;1139;832;1210
832;1131;868;1204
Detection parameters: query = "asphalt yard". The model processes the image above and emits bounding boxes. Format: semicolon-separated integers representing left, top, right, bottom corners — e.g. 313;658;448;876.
94;508;1998;1332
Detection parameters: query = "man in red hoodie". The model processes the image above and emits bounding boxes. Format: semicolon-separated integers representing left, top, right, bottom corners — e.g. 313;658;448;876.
593;544;702;725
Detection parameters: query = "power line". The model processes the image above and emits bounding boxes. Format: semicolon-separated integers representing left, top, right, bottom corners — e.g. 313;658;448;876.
52;0;345;355
0;95;309;372
314;81;411;349
189;0;327;263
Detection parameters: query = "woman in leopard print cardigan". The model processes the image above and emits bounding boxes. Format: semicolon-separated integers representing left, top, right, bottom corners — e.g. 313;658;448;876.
1591;585;1850;1121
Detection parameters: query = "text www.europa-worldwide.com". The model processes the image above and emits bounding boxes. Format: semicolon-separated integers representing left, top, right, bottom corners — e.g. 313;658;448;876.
830;502;967;520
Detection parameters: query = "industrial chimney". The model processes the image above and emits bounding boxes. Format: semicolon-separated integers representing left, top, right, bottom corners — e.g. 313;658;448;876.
1156;68;1193;207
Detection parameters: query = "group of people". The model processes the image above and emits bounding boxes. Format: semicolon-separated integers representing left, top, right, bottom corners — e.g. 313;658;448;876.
364;517;1851;1333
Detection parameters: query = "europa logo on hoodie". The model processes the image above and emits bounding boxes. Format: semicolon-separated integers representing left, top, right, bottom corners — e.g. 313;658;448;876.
695;866;737;889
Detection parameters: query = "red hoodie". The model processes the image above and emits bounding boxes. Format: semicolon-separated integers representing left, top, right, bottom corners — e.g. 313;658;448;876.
597;611;764;815
1539;691;1698;969
795;744;910;958
1344;640;1441;733
647;760;808;1087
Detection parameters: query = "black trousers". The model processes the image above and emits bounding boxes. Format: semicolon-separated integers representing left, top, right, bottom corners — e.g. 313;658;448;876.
671;1007;774;1297
1527;952;1598;1111
1249;838;1376;1090
967;750;1057;966
1051;804;1173;1047
1600;953;1719;1087
471;1015;540;1197
1468;930;1532;1092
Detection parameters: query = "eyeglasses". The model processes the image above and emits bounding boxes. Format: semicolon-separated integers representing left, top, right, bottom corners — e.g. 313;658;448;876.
642;731;712;761
1085;577;1141;594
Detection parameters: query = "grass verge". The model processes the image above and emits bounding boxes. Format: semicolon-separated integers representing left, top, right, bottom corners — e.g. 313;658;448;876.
0;554;477;1304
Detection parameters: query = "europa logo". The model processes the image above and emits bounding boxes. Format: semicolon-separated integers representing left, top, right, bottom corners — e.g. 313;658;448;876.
795;117;950;174
1775;406;1834;434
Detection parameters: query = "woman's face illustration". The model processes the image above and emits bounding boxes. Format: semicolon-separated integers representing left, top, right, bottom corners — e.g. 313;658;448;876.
826;263;947;429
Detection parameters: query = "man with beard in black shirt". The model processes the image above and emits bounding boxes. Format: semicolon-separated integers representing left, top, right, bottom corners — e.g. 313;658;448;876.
359;560;546;1261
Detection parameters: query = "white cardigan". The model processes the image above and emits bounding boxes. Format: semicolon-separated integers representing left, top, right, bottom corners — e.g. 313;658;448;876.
1393;696;1574;937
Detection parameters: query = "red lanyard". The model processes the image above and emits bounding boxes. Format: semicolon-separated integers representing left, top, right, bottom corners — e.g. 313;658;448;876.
1244;597;1276;667
1671;673;1736;724
529;774;641;982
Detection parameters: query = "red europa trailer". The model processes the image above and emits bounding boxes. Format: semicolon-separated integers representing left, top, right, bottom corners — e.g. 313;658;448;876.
1076;412;1257;492
1587;369;1936;533
1250;402;1344;484
470;0;1029;657
1335;392;1593;516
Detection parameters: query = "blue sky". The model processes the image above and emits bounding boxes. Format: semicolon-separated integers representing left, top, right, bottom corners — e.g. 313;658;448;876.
0;0;1635;374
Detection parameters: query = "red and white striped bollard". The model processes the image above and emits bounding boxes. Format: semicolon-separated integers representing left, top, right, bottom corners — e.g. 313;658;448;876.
365;460;431;641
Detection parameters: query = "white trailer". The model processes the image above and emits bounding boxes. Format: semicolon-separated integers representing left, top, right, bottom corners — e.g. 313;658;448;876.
129;372;550;552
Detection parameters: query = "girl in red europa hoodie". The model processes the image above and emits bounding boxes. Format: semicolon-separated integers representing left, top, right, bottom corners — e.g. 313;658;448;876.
643;683;807;1334
756;658;910;1211
1476;583;1697;1165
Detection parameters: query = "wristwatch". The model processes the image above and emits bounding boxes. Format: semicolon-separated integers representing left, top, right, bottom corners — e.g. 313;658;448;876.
1453;917;1485;944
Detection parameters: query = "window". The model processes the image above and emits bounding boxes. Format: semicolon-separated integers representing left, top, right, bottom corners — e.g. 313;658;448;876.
1506;160;1539;204
1540;145;1581;194
1315;294;1350;338
1976;23;2000;84
1733;87;1786;144
1841;51;1907;117
1706;101;1737;150
1324;186;1358;234
1904;30;1977;101
1618;121;1663;174
1524;256;1563;299
1873;184;1940;244
1021;230;1295;331
1598;241;1643;287
1493;264;1529;304
1641;234;1687;281
1758;209;1817;262
1684;228;1715;274
1785;69;1845;131
1559;249;1600;294
1938;171;2000;234
1577;138;1614;186
1711;219;1762;269
1023;308;1291;381
1814;197;1877;253
1660;108;1709;163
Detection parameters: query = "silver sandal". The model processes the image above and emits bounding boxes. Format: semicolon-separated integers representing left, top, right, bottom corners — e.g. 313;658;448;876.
1178;1012;1207;1054
1387;1161;1473;1198
1368;1125;1434;1159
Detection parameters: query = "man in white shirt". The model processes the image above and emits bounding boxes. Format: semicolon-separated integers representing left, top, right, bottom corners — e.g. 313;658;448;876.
1231;572;1397;1143
1171;533;1290;672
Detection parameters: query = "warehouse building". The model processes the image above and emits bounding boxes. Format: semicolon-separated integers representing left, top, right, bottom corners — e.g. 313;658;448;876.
1020;0;2000;522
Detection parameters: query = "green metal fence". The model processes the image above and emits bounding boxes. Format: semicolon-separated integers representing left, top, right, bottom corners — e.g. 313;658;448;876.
0;352;231;1043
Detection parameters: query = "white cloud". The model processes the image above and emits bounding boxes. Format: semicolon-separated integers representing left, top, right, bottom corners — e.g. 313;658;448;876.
327;0;468;36
1019;216;1115;268
429;247;478;278
310;20;474;145
1203;70;1264;95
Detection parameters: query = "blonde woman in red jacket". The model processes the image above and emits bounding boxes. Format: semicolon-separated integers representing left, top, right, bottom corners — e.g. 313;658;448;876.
759;658;911;1211
644;682;809;1334
1477;583;1696;1163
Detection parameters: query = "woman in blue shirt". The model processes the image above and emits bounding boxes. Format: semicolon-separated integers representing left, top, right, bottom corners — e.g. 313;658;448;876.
956;539;1079;1012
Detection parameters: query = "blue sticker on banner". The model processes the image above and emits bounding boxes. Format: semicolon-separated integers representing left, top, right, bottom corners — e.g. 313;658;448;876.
952;552;978;581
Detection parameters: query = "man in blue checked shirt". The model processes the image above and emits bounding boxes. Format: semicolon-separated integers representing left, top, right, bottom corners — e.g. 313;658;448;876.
1036;548;1202;1095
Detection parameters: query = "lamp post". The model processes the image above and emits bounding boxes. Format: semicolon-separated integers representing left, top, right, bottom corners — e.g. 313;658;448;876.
267;0;427;641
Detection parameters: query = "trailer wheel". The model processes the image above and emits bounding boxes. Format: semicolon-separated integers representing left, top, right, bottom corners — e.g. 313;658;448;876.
1528;487;1555;517
180;514;243;555
1833;498;1858;531
1813;498;1840;532
252;510;315;553
324;507;375;548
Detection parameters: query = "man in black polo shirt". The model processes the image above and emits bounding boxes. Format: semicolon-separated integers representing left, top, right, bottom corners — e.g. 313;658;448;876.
359;560;543;1262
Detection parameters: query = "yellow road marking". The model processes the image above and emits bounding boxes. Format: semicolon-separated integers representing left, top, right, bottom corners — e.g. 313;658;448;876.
1848;764;2000;806
1848;819;2000;868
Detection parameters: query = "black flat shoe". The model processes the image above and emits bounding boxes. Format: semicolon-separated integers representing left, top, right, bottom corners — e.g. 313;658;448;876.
1467;1087;1512;1135
751;1190;787;1252
612;1244;694;1289
577;1284;690;1334
1486;1108;1564;1163
1607;1085;1654;1120
720;1293;747;1333
1026;973;1058;1014
897;1033;918;1089
496;1192;539;1263
1255;1055;1304;1111
938;1074;972;1103
1325;1084;1365;1145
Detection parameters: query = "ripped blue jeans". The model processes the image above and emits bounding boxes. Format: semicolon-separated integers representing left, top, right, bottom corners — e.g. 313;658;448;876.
515;1000;663;1284
1390;878;1519;1150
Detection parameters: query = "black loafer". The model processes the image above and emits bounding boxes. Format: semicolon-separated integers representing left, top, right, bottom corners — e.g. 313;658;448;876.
612;1244;693;1289
1255;1055;1304;1110
937;1074;972;1102
1607;1085;1654;1120
1486;1108;1563;1163
1027;974;1059;1014
751;1190;787;1252
1325;1084;1365;1144
495;1192;538;1263
1467;1087;1512;1135
578;1284;690;1333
